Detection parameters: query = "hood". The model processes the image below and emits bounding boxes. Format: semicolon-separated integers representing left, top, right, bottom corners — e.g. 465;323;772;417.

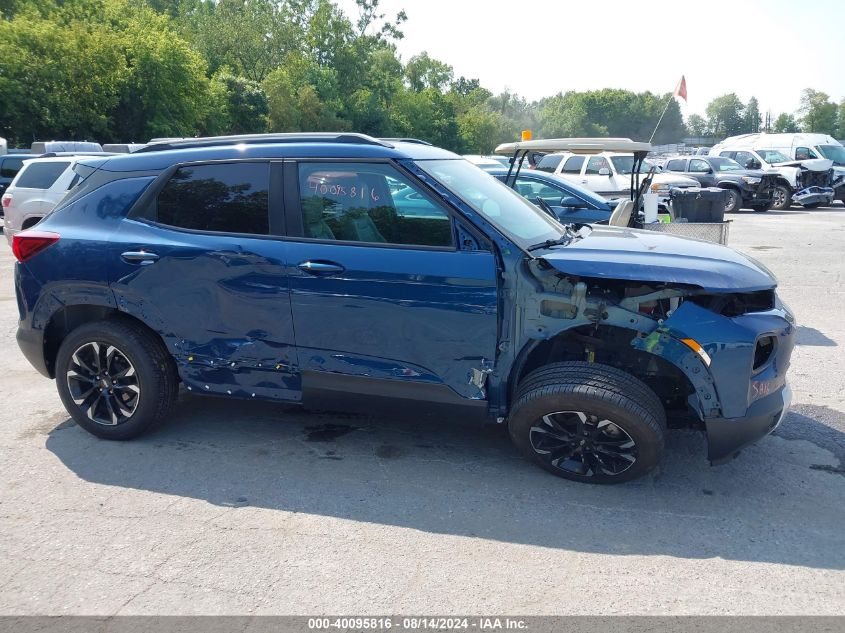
536;226;776;293
772;157;833;172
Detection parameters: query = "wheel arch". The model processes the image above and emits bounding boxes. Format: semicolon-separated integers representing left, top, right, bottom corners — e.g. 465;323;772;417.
506;324;700;425
43;305;169;378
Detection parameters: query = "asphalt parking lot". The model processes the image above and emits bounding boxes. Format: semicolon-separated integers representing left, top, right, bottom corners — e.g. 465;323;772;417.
1;206;844;616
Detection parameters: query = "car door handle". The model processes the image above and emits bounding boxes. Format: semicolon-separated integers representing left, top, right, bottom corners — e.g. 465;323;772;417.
297;260;345;275
121;251;159;265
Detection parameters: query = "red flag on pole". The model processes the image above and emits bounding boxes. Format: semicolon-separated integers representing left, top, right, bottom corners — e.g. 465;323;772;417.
674;75;687;102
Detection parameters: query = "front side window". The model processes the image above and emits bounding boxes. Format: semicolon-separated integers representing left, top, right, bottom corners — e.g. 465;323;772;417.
608;155;642;175
156;162;269;235
666;159;687;171
733;151;756;167
689;159;712;173
561;156;585;174
14;161;70;189
756;149;790;164
515;177;562;202
585;156;611;175
298;162;453;247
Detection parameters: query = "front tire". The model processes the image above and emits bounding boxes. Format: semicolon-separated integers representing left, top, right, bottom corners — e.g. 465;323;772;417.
508;362;666;484
771;185;792;210
723;188;741;213
55;319;178;440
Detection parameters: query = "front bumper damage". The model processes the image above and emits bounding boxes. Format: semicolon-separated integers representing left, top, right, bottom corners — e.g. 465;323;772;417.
706;383;791;464
793;186;835;207
651;300;796;465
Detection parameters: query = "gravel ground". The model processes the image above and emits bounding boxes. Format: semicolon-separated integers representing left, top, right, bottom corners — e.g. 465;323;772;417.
0;205;843;615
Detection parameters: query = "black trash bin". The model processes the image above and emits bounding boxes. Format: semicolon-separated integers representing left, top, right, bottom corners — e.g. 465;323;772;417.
670;187;727;223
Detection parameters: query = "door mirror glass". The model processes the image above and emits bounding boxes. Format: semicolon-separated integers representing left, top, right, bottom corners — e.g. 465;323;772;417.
598;167;611;176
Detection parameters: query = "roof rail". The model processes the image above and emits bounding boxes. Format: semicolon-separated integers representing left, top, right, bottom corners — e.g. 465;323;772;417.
134;133;390;153
379;137;433;146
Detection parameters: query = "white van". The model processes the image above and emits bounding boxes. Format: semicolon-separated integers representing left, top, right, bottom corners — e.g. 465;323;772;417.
712;133;845;206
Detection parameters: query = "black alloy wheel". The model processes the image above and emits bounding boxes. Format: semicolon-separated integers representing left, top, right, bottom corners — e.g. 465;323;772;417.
66;341;140;426
529;410;638;477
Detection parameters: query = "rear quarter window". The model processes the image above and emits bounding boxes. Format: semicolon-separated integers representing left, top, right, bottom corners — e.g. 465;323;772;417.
14;161;71;189
1;156;25;179
155;162;270;235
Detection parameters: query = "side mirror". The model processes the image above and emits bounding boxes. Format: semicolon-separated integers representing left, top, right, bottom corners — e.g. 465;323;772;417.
598;167;611;176
745;159;759;169
560;196;586;208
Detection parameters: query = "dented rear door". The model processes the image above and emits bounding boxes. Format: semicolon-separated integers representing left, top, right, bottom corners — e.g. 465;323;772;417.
108;160;302;401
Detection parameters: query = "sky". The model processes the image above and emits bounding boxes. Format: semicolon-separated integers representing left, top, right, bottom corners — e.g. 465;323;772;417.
337;0;845;119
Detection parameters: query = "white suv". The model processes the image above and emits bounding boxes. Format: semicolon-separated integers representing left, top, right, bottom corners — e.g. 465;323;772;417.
536;151;698;202
2;156;87;244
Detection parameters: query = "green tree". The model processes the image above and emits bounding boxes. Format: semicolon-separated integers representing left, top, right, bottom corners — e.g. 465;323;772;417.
705;93;745;138
773;113;800;133
206;72;268;135
405;52;453;92
798;89;837;135
183;0;300;82
686;114;709;137
838;101;845;139
744;96;761;133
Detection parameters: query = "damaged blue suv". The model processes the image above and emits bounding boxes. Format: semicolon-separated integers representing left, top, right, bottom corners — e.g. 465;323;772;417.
13;134;795;483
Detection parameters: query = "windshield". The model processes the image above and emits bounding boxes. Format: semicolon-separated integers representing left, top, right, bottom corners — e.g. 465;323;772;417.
818;144;845;165
416;159;562;249
756;149;791;164
709;157;744;172
609;155;643;175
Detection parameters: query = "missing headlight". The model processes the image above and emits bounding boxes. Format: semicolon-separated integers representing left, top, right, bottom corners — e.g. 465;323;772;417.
753;335;776;371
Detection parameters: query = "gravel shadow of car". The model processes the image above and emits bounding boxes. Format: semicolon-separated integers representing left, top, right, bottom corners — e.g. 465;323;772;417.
45;392;845;570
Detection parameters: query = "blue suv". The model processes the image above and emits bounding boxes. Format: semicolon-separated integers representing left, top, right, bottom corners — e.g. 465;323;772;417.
12;134;795;483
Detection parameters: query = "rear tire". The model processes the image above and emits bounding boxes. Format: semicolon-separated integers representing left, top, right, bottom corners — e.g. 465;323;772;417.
508;362;666;484
55;319;178;440
771;185;792;210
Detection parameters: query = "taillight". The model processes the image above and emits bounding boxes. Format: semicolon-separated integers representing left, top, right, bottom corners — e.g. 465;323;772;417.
1;194;11;208
12;231;60;262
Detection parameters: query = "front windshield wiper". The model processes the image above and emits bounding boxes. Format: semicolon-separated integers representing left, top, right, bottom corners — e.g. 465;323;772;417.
526;223;589;252
527;237;573;252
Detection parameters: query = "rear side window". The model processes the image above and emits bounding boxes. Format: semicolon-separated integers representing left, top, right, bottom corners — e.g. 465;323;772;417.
666;159;686;171
535;155;564;173
1;156;25;179
561;156;585;174
15;161;70;189
156;162;270;235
